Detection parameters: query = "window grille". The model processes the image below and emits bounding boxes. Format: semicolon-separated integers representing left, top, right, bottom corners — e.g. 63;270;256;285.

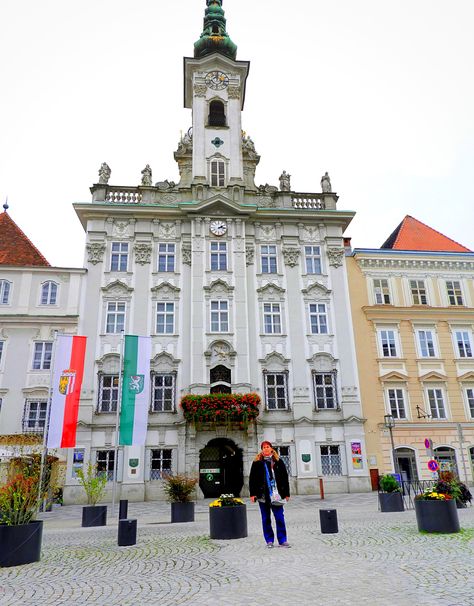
320;445;342;475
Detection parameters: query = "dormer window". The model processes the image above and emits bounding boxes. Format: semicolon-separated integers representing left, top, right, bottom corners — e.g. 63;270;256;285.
209;100;226;127
210;159;225;187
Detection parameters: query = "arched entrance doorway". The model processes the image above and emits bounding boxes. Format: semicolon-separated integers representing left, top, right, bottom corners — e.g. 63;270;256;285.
199;438;243;497
394;447;418;482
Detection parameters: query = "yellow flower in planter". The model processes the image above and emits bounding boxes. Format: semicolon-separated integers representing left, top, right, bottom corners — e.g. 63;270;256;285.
209;493;244;507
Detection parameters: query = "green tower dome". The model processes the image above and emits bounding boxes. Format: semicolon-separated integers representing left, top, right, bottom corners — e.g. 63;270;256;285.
194;0;237;60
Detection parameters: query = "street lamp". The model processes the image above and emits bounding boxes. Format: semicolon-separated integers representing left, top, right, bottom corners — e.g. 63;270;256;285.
384;414;399;475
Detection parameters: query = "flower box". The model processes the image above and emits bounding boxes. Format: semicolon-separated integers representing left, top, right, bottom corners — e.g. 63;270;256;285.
209;504;248;540
181;393;261;429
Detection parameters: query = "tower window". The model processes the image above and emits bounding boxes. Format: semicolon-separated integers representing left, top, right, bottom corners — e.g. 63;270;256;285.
209;100;226;127
210;160;225;187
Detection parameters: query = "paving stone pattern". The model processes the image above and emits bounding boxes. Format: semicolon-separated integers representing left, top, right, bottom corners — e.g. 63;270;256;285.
0;494;473;606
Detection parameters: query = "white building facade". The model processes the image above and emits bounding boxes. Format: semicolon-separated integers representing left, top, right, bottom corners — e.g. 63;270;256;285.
64;0;370;503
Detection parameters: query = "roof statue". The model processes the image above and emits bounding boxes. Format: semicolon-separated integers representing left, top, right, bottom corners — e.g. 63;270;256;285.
98;162;111;185
321;172;332;193
279;171;291;192
194;0;237;60
141;164;153;186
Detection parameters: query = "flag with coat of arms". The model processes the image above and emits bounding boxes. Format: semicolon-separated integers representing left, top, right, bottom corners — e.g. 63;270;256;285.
119;335;151;445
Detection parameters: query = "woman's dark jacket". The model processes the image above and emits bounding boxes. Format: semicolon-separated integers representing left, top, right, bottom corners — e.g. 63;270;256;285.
249;457;290;502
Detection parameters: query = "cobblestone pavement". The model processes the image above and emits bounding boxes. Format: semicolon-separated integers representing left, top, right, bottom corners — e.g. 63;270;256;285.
1;494;473;606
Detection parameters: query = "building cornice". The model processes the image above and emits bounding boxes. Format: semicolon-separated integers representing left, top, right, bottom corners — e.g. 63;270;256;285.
355;256;474;271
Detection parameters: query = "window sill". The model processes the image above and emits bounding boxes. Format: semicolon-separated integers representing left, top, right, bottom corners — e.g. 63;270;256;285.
260;333;287;337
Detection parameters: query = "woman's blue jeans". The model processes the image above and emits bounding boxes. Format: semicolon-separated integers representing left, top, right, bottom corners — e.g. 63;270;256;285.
258;501;287;544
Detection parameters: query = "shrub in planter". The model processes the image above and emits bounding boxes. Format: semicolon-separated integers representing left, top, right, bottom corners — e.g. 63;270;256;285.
209;494;247;539
434;472;472;509
77;463;108;527
378;474;404;512
162;474;198;523
414;490;460;533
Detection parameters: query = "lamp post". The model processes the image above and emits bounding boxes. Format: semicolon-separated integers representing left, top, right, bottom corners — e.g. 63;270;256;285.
384;414;399;475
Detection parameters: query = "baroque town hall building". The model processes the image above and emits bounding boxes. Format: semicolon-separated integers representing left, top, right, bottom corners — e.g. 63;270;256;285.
65;0;370;502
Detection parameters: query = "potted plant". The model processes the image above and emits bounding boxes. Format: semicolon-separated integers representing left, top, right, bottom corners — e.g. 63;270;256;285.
162;474;198;523
77;463;108;527
0;457;44;567
414;489;460;533
434;472;472;509
181;393;261;429
378;474;404;512
209;493;247;540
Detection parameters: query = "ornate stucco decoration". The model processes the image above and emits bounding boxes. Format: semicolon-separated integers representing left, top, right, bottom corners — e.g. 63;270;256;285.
301;225;320;242
182;244;192;265
194;84;207;97
134;242;152;265
112;220;132;238
102;280;134;297
282;247;300;267
327;248;345;268
245;245;255;266
87;242;106;265
158;222;177;239
204;279;235;295
259;224;276;240
227;86;241;99
256;283;286;300
302;282;331;297
151;282;181;300
257;196;276;208
204;340;237;366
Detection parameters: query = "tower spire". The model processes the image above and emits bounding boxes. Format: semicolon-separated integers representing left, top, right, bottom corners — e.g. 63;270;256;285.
194;0;237;60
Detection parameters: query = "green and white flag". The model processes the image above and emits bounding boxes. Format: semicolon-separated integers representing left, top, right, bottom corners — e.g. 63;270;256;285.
119;335;151;446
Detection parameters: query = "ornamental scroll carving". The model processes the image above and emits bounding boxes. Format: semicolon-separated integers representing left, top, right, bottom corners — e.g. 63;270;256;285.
194;84;207;97
282;247;300;267
245;245;255;266
134;242;152;265
182;244;192;266
87;242;106;265
327;248;345;268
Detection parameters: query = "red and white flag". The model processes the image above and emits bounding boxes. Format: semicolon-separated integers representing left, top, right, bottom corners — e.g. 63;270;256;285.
47;335;87;448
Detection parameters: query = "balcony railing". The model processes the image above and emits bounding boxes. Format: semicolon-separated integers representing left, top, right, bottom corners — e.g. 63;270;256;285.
291;194;324;210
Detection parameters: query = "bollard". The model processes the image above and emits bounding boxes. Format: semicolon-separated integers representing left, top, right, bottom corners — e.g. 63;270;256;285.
118;519;137;546
119;499;128;520
319;509;338;534
319;478;325;500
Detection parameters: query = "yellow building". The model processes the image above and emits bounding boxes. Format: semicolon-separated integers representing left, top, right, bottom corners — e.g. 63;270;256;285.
348;216;474;487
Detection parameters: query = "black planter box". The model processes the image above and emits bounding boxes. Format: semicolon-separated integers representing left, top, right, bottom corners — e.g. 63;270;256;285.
379;492;405;512
171;502;195;523
209;504;247;539
0;520;43;567
82;505;108;527
415;499;460;533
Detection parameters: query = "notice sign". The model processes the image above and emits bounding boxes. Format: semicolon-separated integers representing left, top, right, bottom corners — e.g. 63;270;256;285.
351;441;363;469
351;441;362;455
427;459;439;472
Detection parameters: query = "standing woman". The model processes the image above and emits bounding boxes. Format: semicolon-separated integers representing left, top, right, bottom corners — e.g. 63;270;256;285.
249;441;291;548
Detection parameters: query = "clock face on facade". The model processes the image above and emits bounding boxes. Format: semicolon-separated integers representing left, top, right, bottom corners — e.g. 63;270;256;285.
209;220;228;236
205;70;229;90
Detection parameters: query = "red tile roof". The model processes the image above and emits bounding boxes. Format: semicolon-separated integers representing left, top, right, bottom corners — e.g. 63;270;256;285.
381;215;471;252
0;211;50;266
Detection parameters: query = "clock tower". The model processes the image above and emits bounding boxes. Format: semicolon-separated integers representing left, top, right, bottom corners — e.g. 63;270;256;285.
182;0;252;188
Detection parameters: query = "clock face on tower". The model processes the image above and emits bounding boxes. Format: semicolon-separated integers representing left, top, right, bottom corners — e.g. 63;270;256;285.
209;220;228;236
205;70;229;90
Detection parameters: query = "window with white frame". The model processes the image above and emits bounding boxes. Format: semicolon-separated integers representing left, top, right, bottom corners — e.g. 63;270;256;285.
305;246;322;274
261;245;277;274
264;372;289;410
373;279;391;304
446;281;463;306
158;243;175;272
150;449;172;480
387;388;407;419
106;301;126;333
426;388;447;419
275;445;292;475
416;329;437;358
96;450;115;481
40;281;58;305
210;300;229;332
320;445;342;475
465;388;474;419
410;280;428;305
0;341;4;366
72;449;85;478
32;342;53;370
23;400;48;433
210;241;227;271
156;302;175;334
110;242;129;272
454;330;473;358
0;280;11;305
151;374;176;412
263;303;281;334
313;372;337;409
378;329;399;358
98;374;119;413
309;303;328;334
210;159;225;187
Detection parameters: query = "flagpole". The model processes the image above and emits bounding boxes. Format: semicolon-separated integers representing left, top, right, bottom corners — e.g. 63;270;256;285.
112;331;125;515
37;330;59;512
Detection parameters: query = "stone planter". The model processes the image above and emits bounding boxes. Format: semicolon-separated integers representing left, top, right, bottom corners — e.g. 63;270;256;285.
415;499;460;533
0;520;43;567
171;502;195;523
209;504;247;540
379;492;405;513
82;505;107;528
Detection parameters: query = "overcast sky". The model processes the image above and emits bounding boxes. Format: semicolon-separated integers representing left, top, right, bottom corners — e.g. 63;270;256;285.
1;0;473;267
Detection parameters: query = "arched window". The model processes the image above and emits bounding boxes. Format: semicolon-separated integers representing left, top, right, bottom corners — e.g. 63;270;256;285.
210;159;225;187
209;100;226;127
434;446;458;475
40;281;58;305
210;365;231;394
